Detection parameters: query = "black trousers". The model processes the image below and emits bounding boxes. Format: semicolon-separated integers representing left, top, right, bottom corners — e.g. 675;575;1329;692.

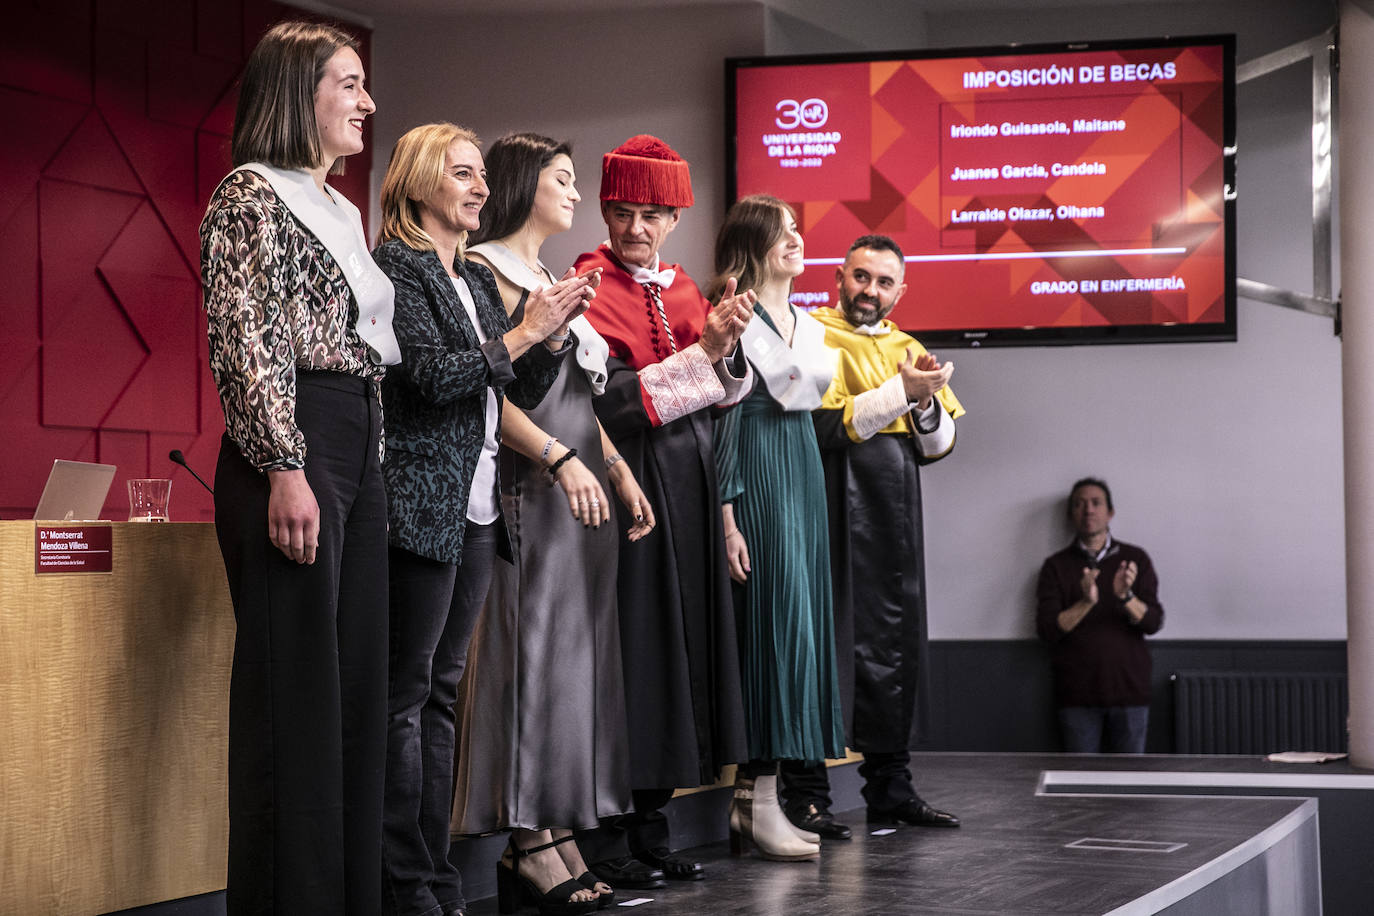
576;788;675;864
215;371;388;916
780;750;917;814
382;523;496;916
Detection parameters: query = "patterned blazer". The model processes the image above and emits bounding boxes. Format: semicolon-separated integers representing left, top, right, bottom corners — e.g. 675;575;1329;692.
373;238;565;565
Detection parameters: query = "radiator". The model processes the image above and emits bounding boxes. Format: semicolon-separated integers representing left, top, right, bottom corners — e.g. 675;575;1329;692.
1171;670;1348;754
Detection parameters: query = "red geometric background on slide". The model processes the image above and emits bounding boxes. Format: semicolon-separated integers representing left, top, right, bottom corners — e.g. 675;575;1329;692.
1;1;372;521
736;45;1227;333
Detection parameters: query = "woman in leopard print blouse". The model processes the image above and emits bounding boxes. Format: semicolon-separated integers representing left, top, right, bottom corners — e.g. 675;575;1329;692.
199;21;399;916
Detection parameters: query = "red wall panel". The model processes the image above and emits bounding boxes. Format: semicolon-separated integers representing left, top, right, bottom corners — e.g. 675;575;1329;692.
2;1;373;521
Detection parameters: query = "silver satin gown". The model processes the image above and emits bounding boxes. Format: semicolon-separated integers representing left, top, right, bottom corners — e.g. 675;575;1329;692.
451;349;633;833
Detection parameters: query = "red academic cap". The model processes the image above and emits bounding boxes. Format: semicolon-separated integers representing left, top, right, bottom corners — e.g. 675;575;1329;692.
599;134;694;207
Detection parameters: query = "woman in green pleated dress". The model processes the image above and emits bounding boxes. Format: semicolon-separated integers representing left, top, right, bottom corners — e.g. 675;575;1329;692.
706;195;845;862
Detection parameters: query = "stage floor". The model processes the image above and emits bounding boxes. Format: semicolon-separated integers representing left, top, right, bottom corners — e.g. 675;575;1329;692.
461;753;1344;915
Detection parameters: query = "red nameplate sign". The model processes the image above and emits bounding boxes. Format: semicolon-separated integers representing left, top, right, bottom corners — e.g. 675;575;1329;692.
35;524;113;574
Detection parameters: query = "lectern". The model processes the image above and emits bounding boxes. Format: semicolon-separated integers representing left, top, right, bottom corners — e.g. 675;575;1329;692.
0;520;233;915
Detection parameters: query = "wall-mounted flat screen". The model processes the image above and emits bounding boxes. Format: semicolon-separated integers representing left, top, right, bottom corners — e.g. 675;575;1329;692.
727;35;1236;346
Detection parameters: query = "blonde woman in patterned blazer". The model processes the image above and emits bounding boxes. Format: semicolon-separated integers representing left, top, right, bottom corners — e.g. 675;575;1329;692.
372;122;596;916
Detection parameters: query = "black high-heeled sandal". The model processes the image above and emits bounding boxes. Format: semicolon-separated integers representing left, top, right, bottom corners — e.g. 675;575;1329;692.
575;871;615;910
496;836;600;916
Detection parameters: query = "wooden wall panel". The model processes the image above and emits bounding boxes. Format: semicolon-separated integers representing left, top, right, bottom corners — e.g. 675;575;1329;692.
2;1;374;523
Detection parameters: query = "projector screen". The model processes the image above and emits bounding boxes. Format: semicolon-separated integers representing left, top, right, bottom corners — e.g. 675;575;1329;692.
727;35;1236;347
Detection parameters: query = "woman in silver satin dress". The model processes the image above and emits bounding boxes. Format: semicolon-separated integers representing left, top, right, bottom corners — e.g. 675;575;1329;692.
452;133;656;914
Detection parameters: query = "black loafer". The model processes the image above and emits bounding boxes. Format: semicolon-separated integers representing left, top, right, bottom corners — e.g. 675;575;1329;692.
634;846;705;881
868;798;960;828
792;803;852;840
590;855;666;890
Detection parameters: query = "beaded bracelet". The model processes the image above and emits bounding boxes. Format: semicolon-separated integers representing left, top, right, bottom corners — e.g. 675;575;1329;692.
547;447;579;477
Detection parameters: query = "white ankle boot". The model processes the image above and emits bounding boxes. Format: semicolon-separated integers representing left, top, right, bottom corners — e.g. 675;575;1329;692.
787;815;821;845
729;774;821;861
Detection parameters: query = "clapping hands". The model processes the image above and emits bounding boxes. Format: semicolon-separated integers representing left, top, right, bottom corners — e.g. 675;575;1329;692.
899;348;954;408
700;277;756;362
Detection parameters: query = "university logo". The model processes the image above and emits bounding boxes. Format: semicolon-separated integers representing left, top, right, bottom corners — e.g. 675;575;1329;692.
775;98;829;130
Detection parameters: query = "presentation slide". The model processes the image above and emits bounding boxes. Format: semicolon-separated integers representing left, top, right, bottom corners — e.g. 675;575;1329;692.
731;40;1232;343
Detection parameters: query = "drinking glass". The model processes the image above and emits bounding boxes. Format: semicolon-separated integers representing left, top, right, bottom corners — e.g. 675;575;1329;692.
127;478;172;522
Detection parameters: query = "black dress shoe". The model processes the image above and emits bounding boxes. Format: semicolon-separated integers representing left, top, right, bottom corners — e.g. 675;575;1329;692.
634;846;705;881
868;797;961;828
442;907;466;916
590;855;666;890
791;803;852;840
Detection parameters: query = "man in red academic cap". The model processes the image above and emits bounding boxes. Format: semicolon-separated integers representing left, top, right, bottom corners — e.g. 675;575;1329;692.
575;135;754;889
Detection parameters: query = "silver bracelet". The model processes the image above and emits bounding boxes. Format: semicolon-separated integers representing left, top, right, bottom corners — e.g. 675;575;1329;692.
604;453;624;471
540;437;558;463
546;331;571;343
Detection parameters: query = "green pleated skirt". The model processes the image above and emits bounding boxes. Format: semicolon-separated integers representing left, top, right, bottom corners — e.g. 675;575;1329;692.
727;400;845;763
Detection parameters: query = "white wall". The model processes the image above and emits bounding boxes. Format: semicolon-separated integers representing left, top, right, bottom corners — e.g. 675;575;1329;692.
370;3;765;281
370;0;1347;641
764;0;928;53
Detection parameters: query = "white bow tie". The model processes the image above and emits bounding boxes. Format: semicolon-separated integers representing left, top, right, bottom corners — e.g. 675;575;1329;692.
630;264;677;289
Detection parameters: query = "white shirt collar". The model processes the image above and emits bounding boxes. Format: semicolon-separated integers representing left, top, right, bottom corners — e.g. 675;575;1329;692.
1077;533;1114;563
605;244;676;289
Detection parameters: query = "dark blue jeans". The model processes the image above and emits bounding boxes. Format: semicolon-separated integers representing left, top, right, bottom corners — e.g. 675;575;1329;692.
1058;705;1149;754
382;522;496;916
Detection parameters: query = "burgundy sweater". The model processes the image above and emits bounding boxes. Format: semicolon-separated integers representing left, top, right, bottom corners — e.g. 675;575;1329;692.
1035;539;1165;708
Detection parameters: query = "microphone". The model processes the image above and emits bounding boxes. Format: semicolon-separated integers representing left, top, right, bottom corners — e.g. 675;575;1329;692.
169;449;215;496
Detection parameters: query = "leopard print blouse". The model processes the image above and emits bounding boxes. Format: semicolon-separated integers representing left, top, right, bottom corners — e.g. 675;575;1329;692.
200;169;384;470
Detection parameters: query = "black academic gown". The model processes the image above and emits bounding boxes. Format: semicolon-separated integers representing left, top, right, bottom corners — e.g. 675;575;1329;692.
811;418;934;752
593;356;748;787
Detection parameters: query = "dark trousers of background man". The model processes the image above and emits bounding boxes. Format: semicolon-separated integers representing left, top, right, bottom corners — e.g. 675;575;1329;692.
1057;705;1149;754
214;371;388;916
